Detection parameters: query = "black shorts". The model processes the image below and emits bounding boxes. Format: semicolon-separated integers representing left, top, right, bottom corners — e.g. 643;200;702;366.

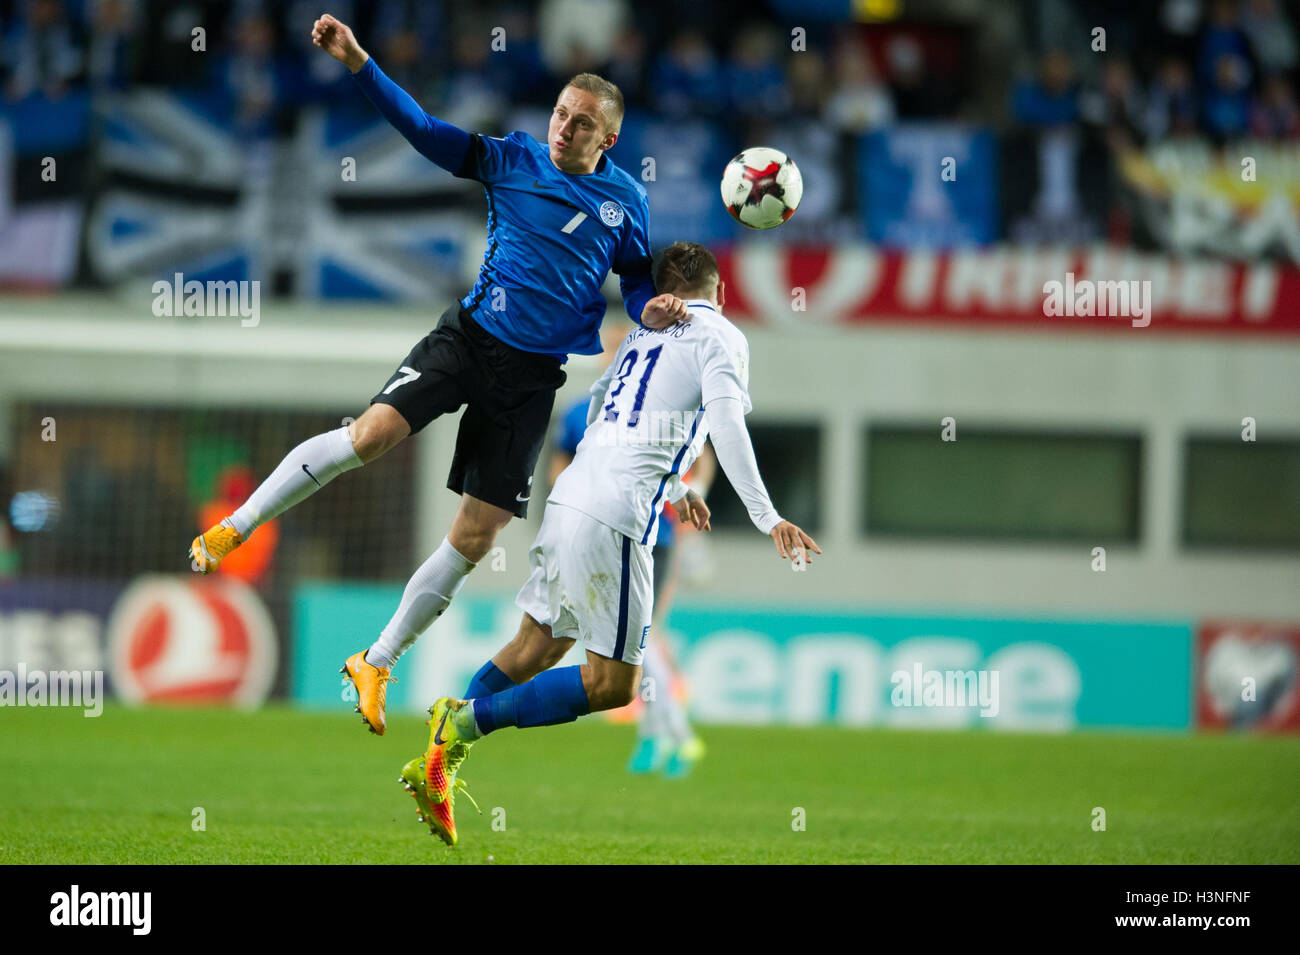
371;303;566;518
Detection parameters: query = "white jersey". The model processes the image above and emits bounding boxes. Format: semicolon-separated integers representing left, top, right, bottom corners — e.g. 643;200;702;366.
549;298;778;546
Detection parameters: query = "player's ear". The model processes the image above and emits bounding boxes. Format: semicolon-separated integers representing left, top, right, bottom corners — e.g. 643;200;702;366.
601;130;618;151
715;279;725;310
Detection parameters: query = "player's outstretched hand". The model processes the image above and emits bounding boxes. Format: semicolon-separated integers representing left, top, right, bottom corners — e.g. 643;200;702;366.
641;294;689;330
312;14;369;73
770;521;822;565
676;489;711;531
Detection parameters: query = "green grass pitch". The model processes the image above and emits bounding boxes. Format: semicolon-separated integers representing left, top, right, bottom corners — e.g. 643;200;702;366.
2;704;1298;864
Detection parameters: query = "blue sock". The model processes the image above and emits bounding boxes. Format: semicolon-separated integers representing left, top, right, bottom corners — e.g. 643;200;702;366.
472;666;590;735
464;661;516;699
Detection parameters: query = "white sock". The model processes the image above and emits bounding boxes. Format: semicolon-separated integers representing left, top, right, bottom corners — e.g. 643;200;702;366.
227;427;361;537
367;538;477;669
642;638;691;744
453;704;483;740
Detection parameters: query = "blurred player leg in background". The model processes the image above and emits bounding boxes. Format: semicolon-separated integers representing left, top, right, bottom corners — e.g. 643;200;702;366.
628;443;715;776
628;531;705;776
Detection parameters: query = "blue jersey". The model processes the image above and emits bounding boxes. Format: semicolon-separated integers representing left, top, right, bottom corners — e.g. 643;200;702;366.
558;397;674;547
354;59;656;361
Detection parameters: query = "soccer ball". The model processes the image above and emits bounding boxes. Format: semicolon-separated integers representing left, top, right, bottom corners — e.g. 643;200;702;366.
720;147;803;229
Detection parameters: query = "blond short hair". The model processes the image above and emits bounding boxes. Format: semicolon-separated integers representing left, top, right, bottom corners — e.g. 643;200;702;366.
565;73;625;136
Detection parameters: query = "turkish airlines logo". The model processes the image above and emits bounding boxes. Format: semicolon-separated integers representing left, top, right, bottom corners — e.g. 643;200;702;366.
106;576;276;706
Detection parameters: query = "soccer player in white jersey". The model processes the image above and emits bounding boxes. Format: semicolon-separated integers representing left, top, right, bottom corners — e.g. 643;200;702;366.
399;242;821;845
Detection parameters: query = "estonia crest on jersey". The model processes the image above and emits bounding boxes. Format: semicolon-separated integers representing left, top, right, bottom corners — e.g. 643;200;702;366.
600;201;625;227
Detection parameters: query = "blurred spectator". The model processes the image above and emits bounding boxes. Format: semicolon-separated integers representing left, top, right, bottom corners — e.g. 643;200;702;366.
1006;47;1103;242
5;0;83;101
787;49;829;120
1250;71;1300;138
886;34;949;118
1202;50;1254;140
1144;55;1200;140
373;0;442;49
381;27;434;94
222;11;280;138
1080;58;1146;147
1241;0;1298;74
603;26;648;110
725;25;790;126
1153;0;1205;62
1012;50;1080;127
440;30;510;131
538;0;629;77
1197;0;1255;77
825;40;894;133
372;0;441;95
134;0;207;89
495;3;551;108
651;29;725;120
87;0;137;92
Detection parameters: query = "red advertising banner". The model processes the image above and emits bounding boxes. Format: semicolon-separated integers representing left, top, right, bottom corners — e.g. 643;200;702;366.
716;245;1300;335
1196;621;1300;732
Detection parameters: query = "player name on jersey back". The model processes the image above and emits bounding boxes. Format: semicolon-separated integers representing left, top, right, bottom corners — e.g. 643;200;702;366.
549;301;752;547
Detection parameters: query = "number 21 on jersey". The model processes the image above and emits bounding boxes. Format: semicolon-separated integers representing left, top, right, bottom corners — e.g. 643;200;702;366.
603;345;663;426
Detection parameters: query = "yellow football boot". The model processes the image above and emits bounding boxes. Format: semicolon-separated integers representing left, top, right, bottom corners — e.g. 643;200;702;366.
340;650;397;736
189;522;244;574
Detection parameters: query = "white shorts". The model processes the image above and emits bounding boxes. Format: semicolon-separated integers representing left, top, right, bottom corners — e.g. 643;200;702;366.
515;502;654;665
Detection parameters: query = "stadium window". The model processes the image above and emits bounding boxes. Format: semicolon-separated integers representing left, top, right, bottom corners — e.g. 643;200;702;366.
707;422;821;533
1182;437;1300;551
862;426;1142;543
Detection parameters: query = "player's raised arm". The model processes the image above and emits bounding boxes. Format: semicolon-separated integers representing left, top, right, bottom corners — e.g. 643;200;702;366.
311;13;369;72
312;14;473;175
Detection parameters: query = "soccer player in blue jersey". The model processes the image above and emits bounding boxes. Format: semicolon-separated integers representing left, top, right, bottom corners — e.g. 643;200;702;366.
188;13;689;736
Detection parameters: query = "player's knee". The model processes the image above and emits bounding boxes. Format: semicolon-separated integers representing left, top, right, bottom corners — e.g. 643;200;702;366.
588;675;636;711
449;525;496;562
541;641;569;670
350;406;409;463
450;508;511;561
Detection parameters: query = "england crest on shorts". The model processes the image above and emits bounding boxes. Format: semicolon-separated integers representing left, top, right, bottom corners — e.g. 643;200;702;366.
599;201;624;227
